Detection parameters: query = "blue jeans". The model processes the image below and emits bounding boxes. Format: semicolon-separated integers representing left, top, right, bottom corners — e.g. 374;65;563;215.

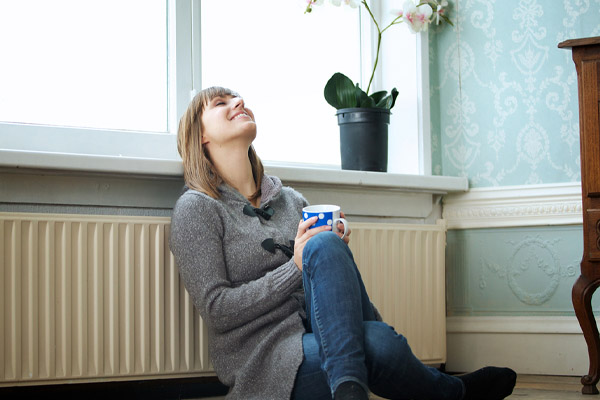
292;232;465;400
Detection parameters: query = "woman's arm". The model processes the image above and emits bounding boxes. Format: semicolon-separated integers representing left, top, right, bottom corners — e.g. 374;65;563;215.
170;193;302;333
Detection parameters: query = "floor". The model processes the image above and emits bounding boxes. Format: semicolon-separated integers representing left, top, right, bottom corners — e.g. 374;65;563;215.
504;375;589;399
368;374;592;399
201;374;593;399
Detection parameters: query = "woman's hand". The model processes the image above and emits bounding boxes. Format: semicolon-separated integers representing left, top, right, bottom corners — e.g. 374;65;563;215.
337;211;351;245
293;216;330;271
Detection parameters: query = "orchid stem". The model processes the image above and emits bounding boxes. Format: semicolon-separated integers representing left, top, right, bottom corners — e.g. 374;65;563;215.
363;1;402;95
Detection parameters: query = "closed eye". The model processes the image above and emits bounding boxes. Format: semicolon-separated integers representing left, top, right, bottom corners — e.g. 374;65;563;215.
211;97;227;107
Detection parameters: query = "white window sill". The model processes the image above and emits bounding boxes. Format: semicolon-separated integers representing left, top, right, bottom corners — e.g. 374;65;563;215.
0;149;468;194
0;149;467;222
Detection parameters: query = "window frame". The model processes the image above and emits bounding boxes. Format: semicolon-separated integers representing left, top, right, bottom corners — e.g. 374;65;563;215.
0;0;432;176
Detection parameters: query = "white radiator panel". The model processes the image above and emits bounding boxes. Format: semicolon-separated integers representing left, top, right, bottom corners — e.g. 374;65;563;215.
0;213;211;386
350;222;447;364
0;213;446;386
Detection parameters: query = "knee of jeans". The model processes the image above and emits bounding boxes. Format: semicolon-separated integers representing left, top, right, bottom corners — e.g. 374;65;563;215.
307;230;340;249
364;322;410;370
303;231;346;266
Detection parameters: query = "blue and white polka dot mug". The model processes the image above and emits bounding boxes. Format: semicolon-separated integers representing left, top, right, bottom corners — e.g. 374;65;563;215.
302;204;349;239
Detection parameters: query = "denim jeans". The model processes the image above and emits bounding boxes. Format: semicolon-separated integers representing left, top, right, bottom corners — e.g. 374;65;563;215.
292;231;465;400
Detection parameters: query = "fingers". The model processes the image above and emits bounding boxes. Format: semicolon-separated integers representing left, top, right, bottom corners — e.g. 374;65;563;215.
298;216;318;233
302;224;331;241
334;228;350;244
337;223;351;238
294;217;331;271
297;217;330;238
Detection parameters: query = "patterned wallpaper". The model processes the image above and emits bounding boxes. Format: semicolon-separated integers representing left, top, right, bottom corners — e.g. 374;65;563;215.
430;0;600;188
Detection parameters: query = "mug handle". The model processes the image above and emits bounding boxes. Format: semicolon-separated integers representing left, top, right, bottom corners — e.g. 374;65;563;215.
334;218;348;239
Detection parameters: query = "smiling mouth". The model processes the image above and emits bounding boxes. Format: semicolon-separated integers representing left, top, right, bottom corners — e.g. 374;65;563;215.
232;112;250;121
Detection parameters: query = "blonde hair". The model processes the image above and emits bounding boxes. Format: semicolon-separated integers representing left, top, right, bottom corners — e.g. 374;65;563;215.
177;86;264;200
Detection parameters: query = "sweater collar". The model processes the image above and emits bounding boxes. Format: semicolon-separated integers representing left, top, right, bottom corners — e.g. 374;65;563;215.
259;174;282;205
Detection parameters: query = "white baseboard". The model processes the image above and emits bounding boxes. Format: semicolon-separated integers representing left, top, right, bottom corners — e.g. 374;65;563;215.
446;316;592;376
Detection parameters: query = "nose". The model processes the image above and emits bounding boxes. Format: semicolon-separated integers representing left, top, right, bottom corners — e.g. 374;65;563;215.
233;97;245;109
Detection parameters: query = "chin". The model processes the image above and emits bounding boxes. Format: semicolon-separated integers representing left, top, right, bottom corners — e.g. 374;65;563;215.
245;124;257;140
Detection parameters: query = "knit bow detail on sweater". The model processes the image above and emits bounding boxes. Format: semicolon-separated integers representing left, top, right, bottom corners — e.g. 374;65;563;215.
243;204;275;220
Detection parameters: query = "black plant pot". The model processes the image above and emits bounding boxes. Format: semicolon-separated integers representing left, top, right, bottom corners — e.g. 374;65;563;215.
336;108;390;172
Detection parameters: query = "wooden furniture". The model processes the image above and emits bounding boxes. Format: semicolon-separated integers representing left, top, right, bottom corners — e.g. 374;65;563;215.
559;36;600;395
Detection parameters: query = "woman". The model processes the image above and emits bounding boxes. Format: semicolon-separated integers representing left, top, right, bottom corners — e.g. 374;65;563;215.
169;86;516;400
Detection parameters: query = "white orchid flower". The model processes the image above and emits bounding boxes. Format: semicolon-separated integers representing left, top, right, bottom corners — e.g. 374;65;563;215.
329;0;342;6
402;0;433;33
390;8;404;17
343;0;360;7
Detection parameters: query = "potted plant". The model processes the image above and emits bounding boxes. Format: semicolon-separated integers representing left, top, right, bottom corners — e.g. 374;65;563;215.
305;0;452;172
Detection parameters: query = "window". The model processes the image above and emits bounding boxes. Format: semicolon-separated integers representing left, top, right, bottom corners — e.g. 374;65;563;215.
0;0;168;132
201;1;361;168
0;0;188;160
0;0;427;175
201;0;424;173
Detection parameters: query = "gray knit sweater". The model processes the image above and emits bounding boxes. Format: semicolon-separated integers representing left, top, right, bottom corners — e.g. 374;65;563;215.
169;175;308;400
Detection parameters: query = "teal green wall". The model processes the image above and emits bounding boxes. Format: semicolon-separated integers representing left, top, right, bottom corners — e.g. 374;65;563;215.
430;0;599;187
446;225;598;316
429;0;599;316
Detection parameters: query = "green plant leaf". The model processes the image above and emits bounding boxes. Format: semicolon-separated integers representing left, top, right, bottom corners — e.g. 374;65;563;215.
390;87;399;109
369;90;387;105
356;84;375;108
324;72;357;109
375;87;399;110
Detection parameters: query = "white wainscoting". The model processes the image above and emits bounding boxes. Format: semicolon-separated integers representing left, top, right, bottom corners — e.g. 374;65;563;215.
446;316;590;376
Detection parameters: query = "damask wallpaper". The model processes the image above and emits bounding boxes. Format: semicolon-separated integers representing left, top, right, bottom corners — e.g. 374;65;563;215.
430;0;600;188
432;0;600;316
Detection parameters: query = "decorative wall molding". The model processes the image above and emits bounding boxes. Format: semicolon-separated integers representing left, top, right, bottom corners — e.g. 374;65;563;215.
443;182;583;229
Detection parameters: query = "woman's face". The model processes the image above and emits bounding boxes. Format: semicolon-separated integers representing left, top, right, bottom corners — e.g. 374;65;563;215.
200;94;256;150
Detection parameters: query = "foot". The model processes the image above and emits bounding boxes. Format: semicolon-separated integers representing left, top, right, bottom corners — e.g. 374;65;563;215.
334;381;369;400
458;366;517;400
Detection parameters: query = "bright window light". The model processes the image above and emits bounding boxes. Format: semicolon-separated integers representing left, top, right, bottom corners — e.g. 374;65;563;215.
0;0;168;132
201;0;361;167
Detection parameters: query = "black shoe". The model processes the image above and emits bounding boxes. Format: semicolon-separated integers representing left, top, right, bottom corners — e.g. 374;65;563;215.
458;366;517;400
334;381;369;400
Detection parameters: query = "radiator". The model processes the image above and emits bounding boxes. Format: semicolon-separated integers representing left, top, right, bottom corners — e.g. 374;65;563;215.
349;222;447;365
0;213;446;386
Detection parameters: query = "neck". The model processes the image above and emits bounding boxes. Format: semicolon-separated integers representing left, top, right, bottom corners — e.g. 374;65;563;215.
210;145;258;205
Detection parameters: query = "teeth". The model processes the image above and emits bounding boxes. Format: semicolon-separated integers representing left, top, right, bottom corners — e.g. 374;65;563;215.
233;113;247;120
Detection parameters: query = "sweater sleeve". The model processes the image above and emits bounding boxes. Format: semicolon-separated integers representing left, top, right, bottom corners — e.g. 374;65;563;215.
170;193;303;334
